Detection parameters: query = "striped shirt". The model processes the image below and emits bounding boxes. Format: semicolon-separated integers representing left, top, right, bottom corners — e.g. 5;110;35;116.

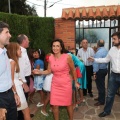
77;47;95;66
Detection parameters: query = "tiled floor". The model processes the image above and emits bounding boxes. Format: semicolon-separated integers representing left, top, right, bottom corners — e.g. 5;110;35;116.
29;80;120;120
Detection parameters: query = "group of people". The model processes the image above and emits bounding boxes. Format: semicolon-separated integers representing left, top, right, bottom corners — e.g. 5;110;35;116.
0;21;84;120
0;20;120;120
78;32;120;118
0;21;33;120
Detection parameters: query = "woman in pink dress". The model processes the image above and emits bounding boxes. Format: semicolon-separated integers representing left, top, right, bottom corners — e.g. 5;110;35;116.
33;39;79;120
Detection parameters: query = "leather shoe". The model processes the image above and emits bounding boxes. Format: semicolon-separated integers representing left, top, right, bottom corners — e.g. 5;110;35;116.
89;93;93;97
30;114;34;118
98;112;110;117
94;97;98;101
94;102;104;106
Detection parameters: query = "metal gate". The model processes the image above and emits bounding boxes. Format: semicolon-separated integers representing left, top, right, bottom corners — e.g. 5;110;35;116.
75;19;120;94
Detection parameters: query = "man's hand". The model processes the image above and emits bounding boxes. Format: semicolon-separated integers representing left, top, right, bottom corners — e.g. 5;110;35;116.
93;74;97;80
14;94;21;107
88;57;94;62
0;108;7;120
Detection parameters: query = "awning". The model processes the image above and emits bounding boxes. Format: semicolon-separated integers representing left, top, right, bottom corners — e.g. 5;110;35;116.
61;5;120;21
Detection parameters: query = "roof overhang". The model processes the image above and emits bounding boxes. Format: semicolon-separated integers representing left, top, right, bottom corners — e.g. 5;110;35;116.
61;5;120;21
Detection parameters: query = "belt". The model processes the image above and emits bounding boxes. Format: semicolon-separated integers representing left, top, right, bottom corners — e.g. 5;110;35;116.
112;72;120;75
0;88;12;94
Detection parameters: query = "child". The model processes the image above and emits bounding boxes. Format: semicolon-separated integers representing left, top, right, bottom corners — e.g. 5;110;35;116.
33;49;45;107
41;53;53;116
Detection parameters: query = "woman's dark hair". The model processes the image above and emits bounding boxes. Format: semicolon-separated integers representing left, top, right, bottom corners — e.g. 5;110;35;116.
51;39;66;54
28;49;35;60
33;49;45;61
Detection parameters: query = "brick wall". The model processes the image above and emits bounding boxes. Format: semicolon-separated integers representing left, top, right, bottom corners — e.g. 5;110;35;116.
55;18;75;52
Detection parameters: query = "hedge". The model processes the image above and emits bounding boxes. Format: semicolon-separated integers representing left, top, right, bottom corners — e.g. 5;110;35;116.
0;12;54;53
28;16;54;53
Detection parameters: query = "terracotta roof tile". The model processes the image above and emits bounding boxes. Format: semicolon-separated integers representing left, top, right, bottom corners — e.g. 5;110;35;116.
74;8;80;20
117;6;120;17
95;8;101;20
61;5;120;21
88;8;94;20
103;7;109;20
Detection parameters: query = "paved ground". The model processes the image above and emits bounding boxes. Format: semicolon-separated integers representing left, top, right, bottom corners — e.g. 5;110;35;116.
29;80;120;120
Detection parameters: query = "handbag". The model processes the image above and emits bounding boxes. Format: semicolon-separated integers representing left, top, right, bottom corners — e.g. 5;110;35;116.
76;67;82;78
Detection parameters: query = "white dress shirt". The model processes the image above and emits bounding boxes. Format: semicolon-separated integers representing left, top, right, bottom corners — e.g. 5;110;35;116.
77;47;95;66
19;46;31;82
94;46;120;73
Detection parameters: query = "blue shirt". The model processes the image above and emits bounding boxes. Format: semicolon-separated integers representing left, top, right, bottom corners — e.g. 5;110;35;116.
34;59;44;70
0;48;12;92
93;47;108;72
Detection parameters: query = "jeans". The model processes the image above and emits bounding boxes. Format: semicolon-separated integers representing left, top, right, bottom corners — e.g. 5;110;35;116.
96;69;107;103
104;72;120;114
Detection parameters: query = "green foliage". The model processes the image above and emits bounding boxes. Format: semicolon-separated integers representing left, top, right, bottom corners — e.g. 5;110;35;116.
28;16;54;53
0;12;29;42
0;12;54;53
33;106;68;120
0;0;37;16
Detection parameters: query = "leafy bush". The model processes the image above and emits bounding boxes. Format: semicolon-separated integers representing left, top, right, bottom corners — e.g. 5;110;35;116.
0;12;54;53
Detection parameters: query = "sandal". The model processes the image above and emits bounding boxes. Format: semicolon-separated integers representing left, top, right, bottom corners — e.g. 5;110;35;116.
41;110;49;116
36;102;44;107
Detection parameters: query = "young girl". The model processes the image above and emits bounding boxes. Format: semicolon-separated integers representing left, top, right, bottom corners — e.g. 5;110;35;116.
41;53;53;116
6;42;31;120
68;53;87;107
33;49;45;107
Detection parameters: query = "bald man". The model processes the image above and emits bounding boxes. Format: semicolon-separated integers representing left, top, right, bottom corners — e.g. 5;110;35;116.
93;40;108;106
77;39;95;97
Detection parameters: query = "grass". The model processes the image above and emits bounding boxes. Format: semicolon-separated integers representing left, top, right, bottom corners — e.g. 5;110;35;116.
32;106;69;120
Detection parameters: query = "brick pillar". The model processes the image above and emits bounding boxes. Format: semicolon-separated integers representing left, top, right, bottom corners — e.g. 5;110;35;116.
55;18;75;52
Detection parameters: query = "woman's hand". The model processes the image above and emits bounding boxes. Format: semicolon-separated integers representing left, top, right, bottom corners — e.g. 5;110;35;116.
32;69;41;75
75;82;80;89
93;74;97;80
0;108;7;120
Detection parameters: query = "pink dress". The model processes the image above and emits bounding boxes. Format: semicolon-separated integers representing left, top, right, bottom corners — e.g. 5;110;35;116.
49;54;72;106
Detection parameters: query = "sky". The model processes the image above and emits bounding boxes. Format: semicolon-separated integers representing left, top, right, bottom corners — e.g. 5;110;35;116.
26;0;120;18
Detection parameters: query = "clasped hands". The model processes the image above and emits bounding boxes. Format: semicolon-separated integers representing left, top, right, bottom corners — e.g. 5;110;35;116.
87;57;94;62
32;69;41;75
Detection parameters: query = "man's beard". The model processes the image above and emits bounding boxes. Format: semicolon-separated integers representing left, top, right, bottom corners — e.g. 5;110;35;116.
113;42;120;47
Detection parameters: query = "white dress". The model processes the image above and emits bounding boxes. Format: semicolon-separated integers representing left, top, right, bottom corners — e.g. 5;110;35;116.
10;59;28;111
43;73;53;92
